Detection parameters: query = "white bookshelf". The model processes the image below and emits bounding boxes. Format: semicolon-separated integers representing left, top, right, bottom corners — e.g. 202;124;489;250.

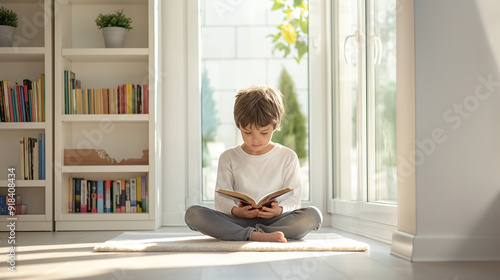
53;0;161;231
0;0;53;231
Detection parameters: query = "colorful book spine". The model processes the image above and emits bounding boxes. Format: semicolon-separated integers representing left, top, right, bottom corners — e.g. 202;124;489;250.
141;175;147;212
130;178;137;213
0;196;7;215
126;83;133;114
91;181;97;213
115;180;122;213
68;177;73;213
81;179;87;213
112;181;117;213
41;133;45;180
87;181;91;213
136;176;142;213
97;180;104;213
71;177;76;212
144;84;149;114
105;180;112;213
125;180;131;213
74;178;81;213
120;180;126;213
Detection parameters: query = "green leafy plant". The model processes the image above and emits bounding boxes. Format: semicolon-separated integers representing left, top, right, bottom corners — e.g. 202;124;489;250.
0;7;18;28
95;9;133;30
272;68;307;161
268;0;308;63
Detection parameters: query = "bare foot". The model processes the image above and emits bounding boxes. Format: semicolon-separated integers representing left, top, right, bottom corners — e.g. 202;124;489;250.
250;231;287;243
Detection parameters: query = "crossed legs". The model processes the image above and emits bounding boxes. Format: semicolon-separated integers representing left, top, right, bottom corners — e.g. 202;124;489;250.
184;205;323;242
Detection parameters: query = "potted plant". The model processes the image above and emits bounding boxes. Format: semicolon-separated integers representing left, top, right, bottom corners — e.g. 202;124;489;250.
0;7;18;47
95;9;133;48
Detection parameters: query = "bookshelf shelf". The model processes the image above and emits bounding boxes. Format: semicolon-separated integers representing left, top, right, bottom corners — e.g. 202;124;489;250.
61;213;149;221
0;47;45;62
62;48;149;62
0;123;46;130
62;165;149;173
69;0;147;5
0;214;47;222
0;214;52;231
54;0;161;231
0;0;53;231
61;114;149;123
0;180;46;188
1;0;42;3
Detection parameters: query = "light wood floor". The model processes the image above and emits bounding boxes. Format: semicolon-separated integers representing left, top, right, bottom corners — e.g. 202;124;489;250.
1;227;499;280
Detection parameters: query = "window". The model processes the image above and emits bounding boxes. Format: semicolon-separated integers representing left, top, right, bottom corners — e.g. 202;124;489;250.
366;0;397;204
195;0;315;203
331;0;397;239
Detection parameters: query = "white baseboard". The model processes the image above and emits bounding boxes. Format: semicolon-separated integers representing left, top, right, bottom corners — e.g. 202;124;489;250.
390;230;414;261
330;214;396;244
391;230;500;261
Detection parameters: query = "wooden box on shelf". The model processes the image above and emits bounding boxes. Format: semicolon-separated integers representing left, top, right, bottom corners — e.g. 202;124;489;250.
64;149;148;165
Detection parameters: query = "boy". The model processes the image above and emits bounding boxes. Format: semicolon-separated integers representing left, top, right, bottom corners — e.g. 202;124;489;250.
185;85;322;242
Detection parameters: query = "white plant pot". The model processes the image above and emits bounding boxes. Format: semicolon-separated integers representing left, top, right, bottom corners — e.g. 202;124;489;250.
0;25;15;47
102;27;127;48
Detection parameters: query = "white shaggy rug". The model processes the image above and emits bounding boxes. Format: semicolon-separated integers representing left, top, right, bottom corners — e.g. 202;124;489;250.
94;232;369;252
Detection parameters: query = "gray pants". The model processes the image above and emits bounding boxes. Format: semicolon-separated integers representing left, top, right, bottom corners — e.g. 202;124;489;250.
184;205;323;241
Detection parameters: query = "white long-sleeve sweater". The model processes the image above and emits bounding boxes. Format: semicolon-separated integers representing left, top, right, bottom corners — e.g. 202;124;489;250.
214;143;302;215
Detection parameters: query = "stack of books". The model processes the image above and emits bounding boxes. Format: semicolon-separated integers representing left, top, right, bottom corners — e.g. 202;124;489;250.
64;70;149;115
0;76;46;122
20;133;45;180
0;195;27;215
68;176;148;214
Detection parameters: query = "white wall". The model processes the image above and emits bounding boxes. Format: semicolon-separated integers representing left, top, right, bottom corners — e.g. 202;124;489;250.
392;0;500;261
161;0;189;225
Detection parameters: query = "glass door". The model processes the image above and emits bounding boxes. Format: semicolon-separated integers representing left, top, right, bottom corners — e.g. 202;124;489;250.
366;0;397;204
332;0;397;231
333;0;365;201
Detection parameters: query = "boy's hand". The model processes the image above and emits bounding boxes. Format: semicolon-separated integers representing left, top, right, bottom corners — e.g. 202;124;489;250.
257;199;283;218
231;202;260;218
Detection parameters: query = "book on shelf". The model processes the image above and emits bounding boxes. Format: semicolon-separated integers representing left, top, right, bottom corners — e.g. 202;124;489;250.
68;176;148;214
141;175;147;211
19;134;45;180
97;180;104;213
125;180;131;213
136;176;142;213
91;181;97;213
120;179;126;213
81;179;87;213
63;70;148;115
130;178;137;213
216;187;294;209
105;180;112;213
75;178;81;213
0;76;45;122
115;180;122;213
0;195;27;215
68;177;72;213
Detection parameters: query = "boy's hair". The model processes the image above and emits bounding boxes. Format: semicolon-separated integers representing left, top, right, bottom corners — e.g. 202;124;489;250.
234;85;284;130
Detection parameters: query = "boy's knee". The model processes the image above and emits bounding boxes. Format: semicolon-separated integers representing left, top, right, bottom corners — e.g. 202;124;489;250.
302;206;323;229
184;205;205;226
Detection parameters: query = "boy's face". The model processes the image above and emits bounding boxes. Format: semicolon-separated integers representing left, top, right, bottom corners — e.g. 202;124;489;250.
239;123;275;155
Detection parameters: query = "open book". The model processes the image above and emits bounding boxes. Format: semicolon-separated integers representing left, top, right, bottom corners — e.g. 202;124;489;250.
216;187;293;209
